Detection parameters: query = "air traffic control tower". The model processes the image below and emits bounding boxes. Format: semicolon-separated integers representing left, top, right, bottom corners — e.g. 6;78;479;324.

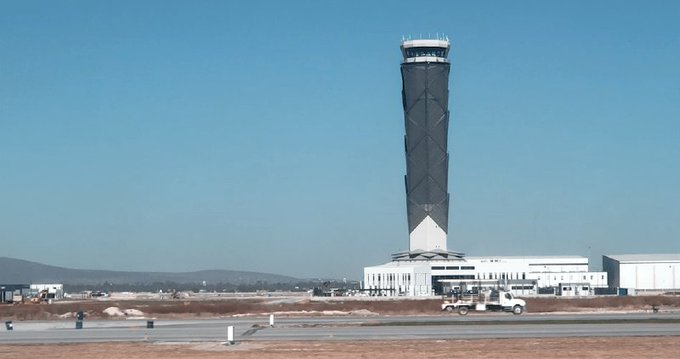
394;38;463;261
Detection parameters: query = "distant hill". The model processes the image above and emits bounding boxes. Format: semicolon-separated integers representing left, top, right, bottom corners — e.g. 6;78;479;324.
0;257;299;285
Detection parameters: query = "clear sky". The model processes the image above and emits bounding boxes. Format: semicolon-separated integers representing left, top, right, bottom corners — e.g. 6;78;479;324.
1;1;679;279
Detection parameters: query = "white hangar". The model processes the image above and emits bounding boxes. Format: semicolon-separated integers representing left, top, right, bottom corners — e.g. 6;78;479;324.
603;254;680;295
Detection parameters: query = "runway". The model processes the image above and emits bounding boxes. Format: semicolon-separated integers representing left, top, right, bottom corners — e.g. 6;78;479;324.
2;312;680;344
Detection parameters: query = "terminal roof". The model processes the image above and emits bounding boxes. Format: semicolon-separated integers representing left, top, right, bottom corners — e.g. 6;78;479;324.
605;254;680;263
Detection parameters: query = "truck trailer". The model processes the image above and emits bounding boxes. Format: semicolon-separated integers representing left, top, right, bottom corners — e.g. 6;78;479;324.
441;289;526;315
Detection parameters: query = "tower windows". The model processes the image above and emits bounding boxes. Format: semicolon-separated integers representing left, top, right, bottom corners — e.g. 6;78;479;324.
405;47;446;58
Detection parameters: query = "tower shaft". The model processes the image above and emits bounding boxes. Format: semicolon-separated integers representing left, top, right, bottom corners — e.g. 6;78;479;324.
401;39;451;252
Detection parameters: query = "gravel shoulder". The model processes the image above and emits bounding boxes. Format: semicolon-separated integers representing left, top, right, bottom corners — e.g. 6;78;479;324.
1;337;679;358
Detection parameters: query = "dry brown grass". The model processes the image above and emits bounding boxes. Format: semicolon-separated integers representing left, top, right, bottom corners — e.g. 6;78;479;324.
524;295;680;312
2;295;679;320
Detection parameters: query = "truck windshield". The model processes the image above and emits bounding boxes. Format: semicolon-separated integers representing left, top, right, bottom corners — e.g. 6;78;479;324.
505;293;512;300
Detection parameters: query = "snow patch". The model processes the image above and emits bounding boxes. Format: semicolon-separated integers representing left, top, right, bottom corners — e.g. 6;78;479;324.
321;310;349;316
231;309;378;317
349;309;378;316
103;307;125;316
103;307;145;317
124;309;144;316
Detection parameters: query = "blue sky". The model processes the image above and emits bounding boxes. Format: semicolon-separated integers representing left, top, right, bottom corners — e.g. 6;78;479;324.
1;1;679;279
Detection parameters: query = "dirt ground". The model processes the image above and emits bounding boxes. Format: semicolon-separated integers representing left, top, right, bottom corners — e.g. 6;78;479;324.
3;295;680;320
1;337;679;358
5;296;678;358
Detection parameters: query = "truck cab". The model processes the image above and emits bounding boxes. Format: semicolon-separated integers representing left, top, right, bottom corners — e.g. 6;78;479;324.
496;291;526;313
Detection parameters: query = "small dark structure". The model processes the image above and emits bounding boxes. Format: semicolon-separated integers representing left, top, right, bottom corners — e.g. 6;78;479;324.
0;284;30;303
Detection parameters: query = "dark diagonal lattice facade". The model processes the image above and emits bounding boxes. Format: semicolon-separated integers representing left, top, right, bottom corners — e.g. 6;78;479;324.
402;62;450;234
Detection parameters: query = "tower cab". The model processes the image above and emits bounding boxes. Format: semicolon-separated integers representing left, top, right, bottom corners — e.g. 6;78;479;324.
400;39;450;63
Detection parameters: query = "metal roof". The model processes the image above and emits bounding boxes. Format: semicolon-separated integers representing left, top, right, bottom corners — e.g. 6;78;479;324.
465;255;586;260
604;254;680;263
391;249;464;261
400;39;450;49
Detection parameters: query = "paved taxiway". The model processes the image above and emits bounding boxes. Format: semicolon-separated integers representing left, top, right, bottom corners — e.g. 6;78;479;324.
2;312;680;344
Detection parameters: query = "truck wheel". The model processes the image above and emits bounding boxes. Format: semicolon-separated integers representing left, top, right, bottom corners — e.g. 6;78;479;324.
458;306;469;315
512;305;523;315
445;306;454;313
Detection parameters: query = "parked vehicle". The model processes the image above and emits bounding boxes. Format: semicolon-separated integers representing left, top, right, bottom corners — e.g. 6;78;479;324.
441;289;526;315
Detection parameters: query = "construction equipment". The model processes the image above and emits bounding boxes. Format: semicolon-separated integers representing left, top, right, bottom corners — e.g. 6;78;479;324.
30;289;50;304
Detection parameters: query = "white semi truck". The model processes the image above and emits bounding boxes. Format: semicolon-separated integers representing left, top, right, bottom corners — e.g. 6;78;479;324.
441;289;526;315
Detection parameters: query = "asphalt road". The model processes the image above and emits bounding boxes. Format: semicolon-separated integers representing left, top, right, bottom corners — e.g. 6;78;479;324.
2;313;680;344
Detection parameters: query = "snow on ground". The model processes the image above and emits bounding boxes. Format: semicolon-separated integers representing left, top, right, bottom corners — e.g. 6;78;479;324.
103;307;125;316
231;309;379;317
103;307;146;317
124;309;145;316
107;292;162;300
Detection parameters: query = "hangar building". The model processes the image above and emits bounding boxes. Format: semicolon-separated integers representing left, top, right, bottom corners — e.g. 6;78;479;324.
603;254;680;295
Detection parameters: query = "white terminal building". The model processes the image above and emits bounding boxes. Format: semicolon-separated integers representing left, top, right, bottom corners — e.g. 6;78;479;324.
364;255;608;297
362;38;608;297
